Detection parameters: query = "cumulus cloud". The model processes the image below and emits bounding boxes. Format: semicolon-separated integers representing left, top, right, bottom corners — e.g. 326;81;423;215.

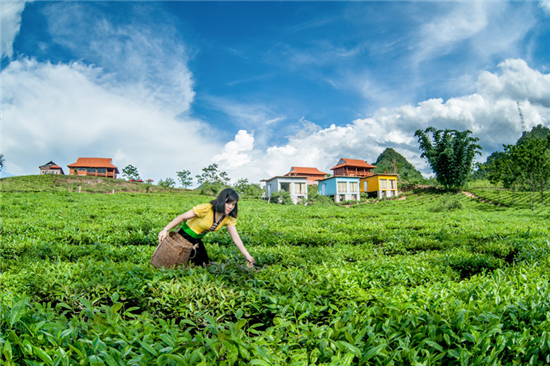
2;58;220;181
1;0;27;59
42;2;195;115
230;58;549;181
541;1;550;15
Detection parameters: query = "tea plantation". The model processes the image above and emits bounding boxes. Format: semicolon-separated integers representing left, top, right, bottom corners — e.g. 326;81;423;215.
2;178;550;365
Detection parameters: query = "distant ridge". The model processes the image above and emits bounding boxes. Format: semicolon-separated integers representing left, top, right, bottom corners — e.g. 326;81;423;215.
373;148;424;182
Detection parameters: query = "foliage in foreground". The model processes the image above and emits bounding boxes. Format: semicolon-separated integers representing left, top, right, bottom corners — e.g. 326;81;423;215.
2;188;550;365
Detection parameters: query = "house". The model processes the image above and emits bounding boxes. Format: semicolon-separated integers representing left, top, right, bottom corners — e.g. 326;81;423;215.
67;158;119;179
330;158;376;177
39;161;65;175
317;176;360;203
361;174;399;199
261;176;308;204
284;166;328;186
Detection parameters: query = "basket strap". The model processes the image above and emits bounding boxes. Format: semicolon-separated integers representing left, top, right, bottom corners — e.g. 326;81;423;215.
188;244;199;259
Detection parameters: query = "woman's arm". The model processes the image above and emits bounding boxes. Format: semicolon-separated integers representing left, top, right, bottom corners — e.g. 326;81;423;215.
227;225;255;268
158;209;197;244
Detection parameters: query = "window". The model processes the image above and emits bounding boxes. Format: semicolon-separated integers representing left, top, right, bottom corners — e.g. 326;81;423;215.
364;181;368;191
380;179;388;190
390;180;396;189
350;182;358;193
295;183;306;194
98;168;106;174
87;168;96;173
77;168;86;171
280;182;290;192
338;182;347;193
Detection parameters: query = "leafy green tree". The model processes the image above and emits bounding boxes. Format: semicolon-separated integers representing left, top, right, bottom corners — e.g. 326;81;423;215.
414;127;482;191
233;178;263;199
176;170;193;188
196;164;230;186
0;154;4;172
122;164;140;181
158;178;176;189
517;124;550;144
472;151;506;180
490;136;550;208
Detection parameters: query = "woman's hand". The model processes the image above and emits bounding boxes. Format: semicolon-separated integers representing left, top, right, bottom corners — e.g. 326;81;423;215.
158;229;168;245
246;256;255;269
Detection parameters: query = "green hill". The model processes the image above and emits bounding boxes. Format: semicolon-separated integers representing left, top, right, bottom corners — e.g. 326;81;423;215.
0;174;178;193
372;148;425;182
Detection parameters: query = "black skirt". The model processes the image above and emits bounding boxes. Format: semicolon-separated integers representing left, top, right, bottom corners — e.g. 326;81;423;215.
176;228;210;266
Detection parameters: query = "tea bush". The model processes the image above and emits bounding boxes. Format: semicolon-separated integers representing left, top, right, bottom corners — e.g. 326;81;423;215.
1;187;550;364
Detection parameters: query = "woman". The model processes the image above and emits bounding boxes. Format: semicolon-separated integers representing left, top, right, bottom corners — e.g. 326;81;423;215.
158;188;255;268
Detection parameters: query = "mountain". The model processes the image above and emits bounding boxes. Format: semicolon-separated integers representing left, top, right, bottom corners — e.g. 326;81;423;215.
372;148;424;182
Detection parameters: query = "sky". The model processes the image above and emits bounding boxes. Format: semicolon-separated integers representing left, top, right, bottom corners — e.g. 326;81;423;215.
2;0;550;186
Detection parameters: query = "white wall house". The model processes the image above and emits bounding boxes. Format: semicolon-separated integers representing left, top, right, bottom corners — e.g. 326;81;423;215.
261;176;308;204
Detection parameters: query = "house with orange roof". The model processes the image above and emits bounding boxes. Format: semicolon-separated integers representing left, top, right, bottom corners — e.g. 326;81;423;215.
330;158;376;177
39;161;65;175
284;166;328;185
67;158;119;179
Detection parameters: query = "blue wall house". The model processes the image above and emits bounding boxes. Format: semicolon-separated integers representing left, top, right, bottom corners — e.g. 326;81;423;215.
261;176;308;204
317;176;360;202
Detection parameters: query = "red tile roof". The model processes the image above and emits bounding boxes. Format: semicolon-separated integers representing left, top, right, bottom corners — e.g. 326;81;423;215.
68;158;119;172
330;158;376;170
286;167;328;176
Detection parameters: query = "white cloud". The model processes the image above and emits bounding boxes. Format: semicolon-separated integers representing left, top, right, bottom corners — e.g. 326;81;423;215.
265;116;286;125
241;58;550;179
477;59;550;108
414;3;489;65
541;1;550;15
213;130;255;170
2;58;220;182
1;0;28;59
42;2;195;115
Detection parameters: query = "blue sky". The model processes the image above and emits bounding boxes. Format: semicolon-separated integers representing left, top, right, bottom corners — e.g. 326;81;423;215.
2;1;550;185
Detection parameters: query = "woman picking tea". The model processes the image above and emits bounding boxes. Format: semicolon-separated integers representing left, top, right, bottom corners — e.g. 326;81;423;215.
158;188;255;268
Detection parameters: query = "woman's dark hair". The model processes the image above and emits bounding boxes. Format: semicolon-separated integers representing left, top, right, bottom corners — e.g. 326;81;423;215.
210;188;239;218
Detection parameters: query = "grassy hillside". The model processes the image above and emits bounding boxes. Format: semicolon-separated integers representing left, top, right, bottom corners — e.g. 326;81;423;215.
0;174;186;194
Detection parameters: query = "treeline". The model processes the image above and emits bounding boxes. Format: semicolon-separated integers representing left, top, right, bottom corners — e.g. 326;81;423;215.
472;125;550;208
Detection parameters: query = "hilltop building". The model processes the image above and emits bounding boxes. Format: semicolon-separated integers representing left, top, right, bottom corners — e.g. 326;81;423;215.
330;158;375;177
67;158;119;179
261;176;308;204
284;166;328;185
317;176;361;203
361;174;399;199
39;161;65;175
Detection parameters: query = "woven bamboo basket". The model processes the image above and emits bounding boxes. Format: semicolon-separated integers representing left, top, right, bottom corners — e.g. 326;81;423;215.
150;231;198;269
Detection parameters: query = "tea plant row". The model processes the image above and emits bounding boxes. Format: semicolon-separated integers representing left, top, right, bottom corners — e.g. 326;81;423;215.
1;190;550;365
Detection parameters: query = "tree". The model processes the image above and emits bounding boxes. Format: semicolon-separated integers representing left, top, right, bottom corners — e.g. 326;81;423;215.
233;178;263;199
158;178;176;189
490;137;550;208
195;164;230;186
414;127;482;191
176;170;193;188
0;154;4;172
122;165;140;181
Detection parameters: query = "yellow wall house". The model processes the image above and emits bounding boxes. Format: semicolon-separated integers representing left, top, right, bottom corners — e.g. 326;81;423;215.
360;174;399;199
